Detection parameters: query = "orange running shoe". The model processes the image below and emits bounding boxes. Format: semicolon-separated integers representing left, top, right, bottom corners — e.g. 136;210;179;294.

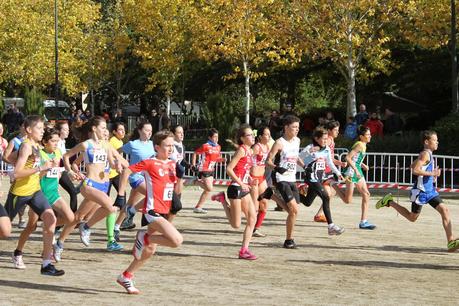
313;214;327;223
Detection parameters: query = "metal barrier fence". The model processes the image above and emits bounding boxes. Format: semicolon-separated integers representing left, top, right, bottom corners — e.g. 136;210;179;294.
182;149;459;190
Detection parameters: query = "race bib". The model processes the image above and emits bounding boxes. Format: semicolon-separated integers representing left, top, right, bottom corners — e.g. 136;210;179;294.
93;149;107;164
163;186;174;201
46;167;60;178
285;162;296;172
208;161;216;170
316;160;326;170
242;172;250;184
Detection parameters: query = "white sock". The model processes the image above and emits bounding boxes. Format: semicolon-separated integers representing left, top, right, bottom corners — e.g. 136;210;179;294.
114;224;120;231
42;260;52;268
328;223;335;229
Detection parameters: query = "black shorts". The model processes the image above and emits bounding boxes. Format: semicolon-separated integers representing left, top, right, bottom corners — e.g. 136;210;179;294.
0;204;7;217
141;211;167;227
198;171;214;179
411;196;442;214
227;185;250;200
170;192;182;215
275;181;300;204
5;191;51;220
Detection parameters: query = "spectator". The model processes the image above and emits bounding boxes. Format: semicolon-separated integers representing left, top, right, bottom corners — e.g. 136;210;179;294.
2;102;24;136
384;107;404;136
268;110;281;138
301;116;315;137
113;109;126;125
148;109;159;133
354;103;369;125
102;109;111;122
343;116;358;140
365;111;384;138
324;111;334;124
158;108;171;131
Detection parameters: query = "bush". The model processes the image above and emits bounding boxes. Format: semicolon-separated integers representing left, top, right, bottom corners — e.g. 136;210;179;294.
24;87;44;116
431;113;459;156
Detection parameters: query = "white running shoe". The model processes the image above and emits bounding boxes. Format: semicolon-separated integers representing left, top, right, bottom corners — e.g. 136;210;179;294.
252;229;267;237
328;225;345;236
133;230;147;260
12;254;26;269
117;274;140;294
193;207;208;214
53;243;64;262
79;223;91;246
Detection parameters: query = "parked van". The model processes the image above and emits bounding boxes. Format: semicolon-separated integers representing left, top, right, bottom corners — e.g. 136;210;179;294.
43;99;70;121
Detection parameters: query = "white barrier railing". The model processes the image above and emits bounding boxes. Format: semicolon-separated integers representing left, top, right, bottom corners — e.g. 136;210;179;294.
182;150;459;190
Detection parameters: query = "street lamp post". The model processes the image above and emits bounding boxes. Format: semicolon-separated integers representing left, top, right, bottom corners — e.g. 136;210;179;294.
54;0;59;118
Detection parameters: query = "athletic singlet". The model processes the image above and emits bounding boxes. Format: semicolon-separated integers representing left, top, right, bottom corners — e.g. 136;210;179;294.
83;139;108;165
170;141;185;163
275;136;300;183
301;144;341;183
11;139;41;196
195;141;221;172
109;136;123;179
39;149;63;191
413;150;435;193
129;158;177;215
252;142;269;167
324;137;335;173
231;145;253;186
344;141;366;180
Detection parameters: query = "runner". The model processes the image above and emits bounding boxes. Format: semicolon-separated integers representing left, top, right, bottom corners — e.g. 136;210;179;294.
3;125;27;228
191;128;224;214
212;124;258;259
54;116;122;259
116;120;155;230
343;126;376;230
299;127;345;235
0;203;11;238
250;126;271;237
169;125;186;221
376;130;459;252
107;122;126;241
265;115;304;249
56;121;79;213
115;130;183;294
312;120;347;222
12;128;74;268
5;115;64;276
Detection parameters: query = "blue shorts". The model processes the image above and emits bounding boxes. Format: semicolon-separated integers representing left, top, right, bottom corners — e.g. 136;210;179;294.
129;173;145;189
83;178;110;194
410;188;439;205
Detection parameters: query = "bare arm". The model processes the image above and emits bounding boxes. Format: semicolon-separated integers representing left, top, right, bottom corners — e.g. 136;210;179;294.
226;147;249;190
411;151;440;177
266;140;283;168
2;139;16;164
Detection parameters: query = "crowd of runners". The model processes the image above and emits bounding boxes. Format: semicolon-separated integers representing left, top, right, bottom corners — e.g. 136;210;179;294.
0;114;458;294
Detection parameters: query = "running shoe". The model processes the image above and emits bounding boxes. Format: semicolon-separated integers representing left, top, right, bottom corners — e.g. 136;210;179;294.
252;229;267;237
328;225;345;235
238;249;258;260
41;263;65;276
314;214;327;223
117;274;140;294
283;239;297;249
257;187;273;201
12;254;26;269
376;193;393;209
17;221;26;229
114;229;121;242
193;207;208;214
211;192;226;204
120;218;136;230
78;222;91;246
53;243;64;262
133;230;147;260
359;220;376;230
447;239;459;252
274;206;284;212
107;241;124;252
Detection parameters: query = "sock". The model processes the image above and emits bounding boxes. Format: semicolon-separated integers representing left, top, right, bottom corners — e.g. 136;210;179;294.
255;211;266;229
128;206;136;215
143;233;150;246
114;224;120;231
14;249;23;257
123;271;134;279
328;223;335;229
57;239;64;248
42;260;52;268
106;212;116;242
361;219;367;224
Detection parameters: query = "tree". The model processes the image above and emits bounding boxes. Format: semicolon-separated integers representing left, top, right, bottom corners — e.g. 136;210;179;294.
278;0;407;118
193;0;276;123
24;87;44;116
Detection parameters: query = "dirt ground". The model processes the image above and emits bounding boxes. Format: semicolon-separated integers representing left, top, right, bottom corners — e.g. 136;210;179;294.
1;185;459;305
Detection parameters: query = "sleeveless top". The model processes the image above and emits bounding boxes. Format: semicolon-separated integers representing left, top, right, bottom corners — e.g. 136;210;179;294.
11;139;41;196
275;137;300;183
231;145;253;186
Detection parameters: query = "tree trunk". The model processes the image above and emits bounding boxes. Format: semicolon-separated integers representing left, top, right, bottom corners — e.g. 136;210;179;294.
166;94;171;116
243;60;250;124
451;0;458;113
346;24;357;119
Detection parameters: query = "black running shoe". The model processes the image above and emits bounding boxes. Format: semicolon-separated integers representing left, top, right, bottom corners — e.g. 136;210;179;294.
258;187;273;201
41;264;65;276
283;239;297;249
